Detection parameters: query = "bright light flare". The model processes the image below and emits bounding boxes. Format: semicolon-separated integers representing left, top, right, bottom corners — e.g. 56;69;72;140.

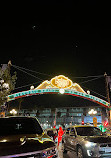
59;88;65;94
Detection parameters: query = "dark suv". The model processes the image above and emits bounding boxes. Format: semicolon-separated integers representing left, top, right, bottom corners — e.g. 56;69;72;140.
0;116;57;158
63;125;111;158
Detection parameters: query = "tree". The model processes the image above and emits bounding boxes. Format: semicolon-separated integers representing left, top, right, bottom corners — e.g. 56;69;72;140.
0;61;17;106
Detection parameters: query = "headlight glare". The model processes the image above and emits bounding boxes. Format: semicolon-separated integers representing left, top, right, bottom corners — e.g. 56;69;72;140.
85;141;96;148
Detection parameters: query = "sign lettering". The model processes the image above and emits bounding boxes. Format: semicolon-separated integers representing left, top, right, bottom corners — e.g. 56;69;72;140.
55;78;69;88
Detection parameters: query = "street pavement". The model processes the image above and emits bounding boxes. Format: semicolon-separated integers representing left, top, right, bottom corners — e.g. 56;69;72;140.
58;143;77;158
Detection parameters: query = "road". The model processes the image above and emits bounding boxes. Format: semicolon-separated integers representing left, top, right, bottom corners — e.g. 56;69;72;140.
58;143;77;158
63;151;77;158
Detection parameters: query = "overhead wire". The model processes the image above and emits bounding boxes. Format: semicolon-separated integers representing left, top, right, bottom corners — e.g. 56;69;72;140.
12;64;52;76
12;64;103;79
12;65;44;81
12;64;105;98
71;75;104;79
81;85;106;99
78;76;106;98
79;76;103;84
14;81;42;90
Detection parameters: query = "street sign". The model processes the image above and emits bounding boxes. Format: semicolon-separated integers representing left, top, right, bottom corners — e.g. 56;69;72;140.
93;117;97;127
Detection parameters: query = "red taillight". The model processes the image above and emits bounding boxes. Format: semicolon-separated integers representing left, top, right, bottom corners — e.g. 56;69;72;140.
104;121;108;126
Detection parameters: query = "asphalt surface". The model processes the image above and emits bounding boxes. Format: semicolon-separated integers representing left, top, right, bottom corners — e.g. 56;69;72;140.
58;143;77;158
63;151;77;158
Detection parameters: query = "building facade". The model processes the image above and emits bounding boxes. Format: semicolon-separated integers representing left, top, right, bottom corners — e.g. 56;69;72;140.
16;106;107;129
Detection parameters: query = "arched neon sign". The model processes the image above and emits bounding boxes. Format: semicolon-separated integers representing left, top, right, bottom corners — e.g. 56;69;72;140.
8;88;110;108
8;75;110;109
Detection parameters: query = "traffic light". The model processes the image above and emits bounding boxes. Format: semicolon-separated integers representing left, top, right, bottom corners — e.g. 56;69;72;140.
104;121;108;126
81;121;84;125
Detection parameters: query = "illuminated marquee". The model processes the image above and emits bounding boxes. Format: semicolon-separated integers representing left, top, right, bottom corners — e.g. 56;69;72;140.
35;75;86;93
8;88;110;108
51;75;72;88
7;75;110;109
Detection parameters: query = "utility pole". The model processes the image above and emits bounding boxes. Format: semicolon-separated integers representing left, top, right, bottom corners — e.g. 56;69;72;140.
104;72;111;125
54;108;57;128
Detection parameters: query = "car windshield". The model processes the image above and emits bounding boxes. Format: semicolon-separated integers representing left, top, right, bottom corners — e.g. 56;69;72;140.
0;117;43;136
75;127;105;136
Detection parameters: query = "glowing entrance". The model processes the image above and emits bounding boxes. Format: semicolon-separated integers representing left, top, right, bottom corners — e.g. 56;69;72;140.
8;75;110;108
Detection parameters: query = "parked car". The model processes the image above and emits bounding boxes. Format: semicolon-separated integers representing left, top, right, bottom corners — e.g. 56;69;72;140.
0;116;57;158
45;128;58;143
63;125;111;158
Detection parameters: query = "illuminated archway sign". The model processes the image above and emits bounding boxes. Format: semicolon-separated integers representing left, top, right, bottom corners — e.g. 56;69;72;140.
8;75;110;109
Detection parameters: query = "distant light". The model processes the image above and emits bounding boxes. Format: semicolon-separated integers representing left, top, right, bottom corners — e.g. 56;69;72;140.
87;90;90;95
59;88;65;94
88;109;97;115
104;121;108;126
93;111;97;114
1;139;7;142
10;109;17;115
3;83;9;89
0;80;4;84
30;85;34;90
32;25;36;30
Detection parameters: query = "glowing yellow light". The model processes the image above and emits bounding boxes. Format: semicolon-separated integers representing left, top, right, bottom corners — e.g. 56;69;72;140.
88;109;97;115
10;109;17;115
59;88;65;94
1;139;7;142
51;75;72;89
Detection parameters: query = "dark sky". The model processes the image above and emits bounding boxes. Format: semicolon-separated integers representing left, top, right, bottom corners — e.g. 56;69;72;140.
0;1;111;109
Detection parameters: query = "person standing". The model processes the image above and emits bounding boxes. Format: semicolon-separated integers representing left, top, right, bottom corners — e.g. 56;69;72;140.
58;126;64;146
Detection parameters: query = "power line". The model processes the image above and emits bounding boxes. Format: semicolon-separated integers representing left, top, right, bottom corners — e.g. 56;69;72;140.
12;64;52;76
12;64;105;97
71;75;104;79
81;85;106;99
14;81;42;90
12;64;104;79
12;65;44;81
79;76;103;84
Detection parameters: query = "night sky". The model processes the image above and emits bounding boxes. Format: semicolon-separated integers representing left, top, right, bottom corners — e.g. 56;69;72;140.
0;1;111;109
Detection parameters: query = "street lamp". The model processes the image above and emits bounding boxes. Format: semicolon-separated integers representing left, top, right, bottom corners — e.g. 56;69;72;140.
10;109;17;115
30;85;34;90
59;88;65;94
87;90;90;95
88;109;97;115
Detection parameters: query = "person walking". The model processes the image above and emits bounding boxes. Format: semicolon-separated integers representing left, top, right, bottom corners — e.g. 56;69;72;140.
57;126;64;147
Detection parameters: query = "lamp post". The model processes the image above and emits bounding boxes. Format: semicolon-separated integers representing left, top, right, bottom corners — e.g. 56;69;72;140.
88;109;97;115
10;109;17;116
88;109;97;127
30;85;34;90
104;72;111;126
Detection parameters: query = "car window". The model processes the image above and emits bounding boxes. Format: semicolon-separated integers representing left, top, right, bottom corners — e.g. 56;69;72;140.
66;128;70;134
70;128;76;135
75;127;104;136
70;128;75;133
47;130;54;136
0;117;43;135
